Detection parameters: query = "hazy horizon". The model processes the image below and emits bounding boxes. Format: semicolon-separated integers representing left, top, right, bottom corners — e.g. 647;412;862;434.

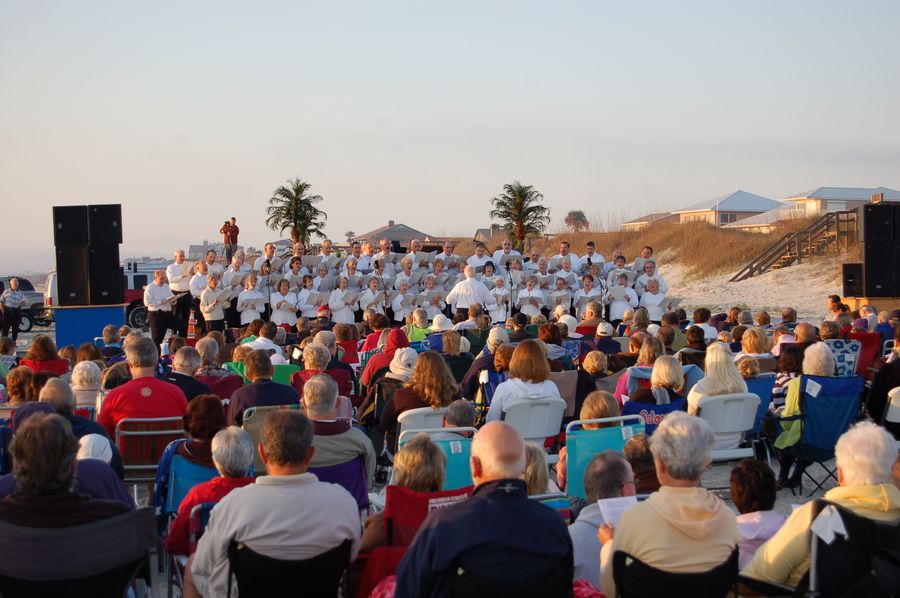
2;1;898;271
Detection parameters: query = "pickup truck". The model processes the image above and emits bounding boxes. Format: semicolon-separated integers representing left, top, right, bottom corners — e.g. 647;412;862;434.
0;276;50;332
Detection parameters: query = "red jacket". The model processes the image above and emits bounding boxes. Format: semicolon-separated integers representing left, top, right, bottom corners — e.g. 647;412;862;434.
219;223;239;244
165;476;255;555
361;328;410;387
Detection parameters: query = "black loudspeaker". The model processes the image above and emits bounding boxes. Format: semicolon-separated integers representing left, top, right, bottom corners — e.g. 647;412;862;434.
88;204;123;245
863;241;895;297
391;240;402;253
842;263;863;297
88;245;123;304
861;204;894;243
52;206;89;247
55;246;89;306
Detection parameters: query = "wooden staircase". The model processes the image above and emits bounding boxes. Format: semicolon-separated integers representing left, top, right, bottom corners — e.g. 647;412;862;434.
729;210;857;282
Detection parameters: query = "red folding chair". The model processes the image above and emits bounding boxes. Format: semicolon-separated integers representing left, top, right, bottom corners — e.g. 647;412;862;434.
115;417;185;499
849;331;881;380
383;484;473;547
196;374;245;400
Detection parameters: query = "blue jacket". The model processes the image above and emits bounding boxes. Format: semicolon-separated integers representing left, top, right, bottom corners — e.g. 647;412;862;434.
395;479;573;598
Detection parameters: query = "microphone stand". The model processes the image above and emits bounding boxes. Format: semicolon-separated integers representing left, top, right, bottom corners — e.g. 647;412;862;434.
504;258;513;321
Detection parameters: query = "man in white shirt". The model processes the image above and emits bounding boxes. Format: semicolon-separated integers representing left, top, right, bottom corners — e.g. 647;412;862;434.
435;241;460;273
165;250;192;338
524;250;543;272
374;238;397;278
234;249;252;273
254;242;281;273
491;239;521;268
188;410;360;598
357;241;375;274
189;261;209;336
581;241;604;275
204;250;224;278
466;244;491;271
281;242;307;274
144;269;179;348
552;241;582;275
445;265;497;317
406;239;431;273
245;321;287;363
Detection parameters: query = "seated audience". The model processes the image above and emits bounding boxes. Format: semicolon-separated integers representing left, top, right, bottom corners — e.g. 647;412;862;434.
20;334;69;376
581;350;609;390
436;398;477;438
358;347;417;428
227;349;299;426
593;321;622;355
730;459;785;569
244;321;287;363
598;412;737;597
440;329;474;383
523;443;559;495
557;391;621;491
70;360;102;409
734;327;775;371
628;355;684;404
486;339;565;422
744;422;899;588
692;307;718;341
661;312;688;352
100;323;125;360
624;434;661;493
395;422;572;597
362;328;410;388
165;347;212;401
174;394;226;469
290;342;353;398
460;326;509;400
687;341;747;450
194;337;232;378
608;331;646;373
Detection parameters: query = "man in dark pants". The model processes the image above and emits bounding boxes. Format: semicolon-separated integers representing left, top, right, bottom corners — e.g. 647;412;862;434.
165;250;192;338
0;277;27;343
144;270;183;349
219;217;239;265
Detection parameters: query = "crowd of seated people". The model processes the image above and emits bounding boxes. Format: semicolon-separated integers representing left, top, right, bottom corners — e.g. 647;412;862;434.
2;238;900;597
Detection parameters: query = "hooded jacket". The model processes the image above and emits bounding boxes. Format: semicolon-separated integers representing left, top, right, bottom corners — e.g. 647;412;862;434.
600;486;738;597
361;328;410;387
743;483;900;587
485;377;565;422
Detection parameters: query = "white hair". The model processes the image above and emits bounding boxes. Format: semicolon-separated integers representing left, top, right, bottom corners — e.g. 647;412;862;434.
651;355;684;390
802;342;836;377
835;421;897;487
39;378;76;413
71;360;102;389
650;411;714;480
303;374;339;416
173;347;201;373
313;330;336;351
464;265;476;278
195;337;219;365
211;427;254;477
303;343;332;371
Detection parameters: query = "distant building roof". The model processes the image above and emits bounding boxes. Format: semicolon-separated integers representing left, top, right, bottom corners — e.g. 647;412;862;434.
623;212;674;226
356;220;433;242
672;190;782;214
784;186;900;202
721;206;805;229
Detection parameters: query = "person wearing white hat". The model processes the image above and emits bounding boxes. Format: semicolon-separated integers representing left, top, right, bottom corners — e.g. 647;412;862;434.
77;433;114;464
429;313;453;333
557;314;582;339
594;321;623;355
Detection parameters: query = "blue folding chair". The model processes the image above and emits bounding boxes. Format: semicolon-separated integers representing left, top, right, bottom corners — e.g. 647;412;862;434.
164;455;218;518
564;415;645;500
626;364;703;400
824;339;861;378
625;367;653;398
781;375;864;497
746;373;777;436
621;398;687;436
682;364;704;395
398;427;476;490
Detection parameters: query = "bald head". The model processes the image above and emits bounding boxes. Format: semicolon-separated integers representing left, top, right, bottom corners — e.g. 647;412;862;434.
795;322;817;343
471;421;526;484
464;265;476;279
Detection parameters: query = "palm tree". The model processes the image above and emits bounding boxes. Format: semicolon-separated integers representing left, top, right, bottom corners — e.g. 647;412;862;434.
265;178;327;244
564;209;589;233
489;181;551;251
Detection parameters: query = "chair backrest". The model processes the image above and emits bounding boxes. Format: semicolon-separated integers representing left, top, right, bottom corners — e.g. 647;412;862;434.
0;405;17;427
613;336;631;352
398;427;476;490
677;348;706;370
464;328;489;357
358;348;380;370
115;417;186;484
0;507;156;596
564;415;646;499
848;331;881;377
72;405;97;421
228;538;352;598
797;375;863;459
397;406;448;440
681;363;705;396
500;398;566;444
824;339;862;378
549;370;579;417
885;387;900;425
696;393;759;435
613;547;738;598
575;325;595;339
308;455;369;509
384;484;473;547
621;398;687;436
164;455;218;516
531;492;572;522
745;373;777;435
625;366;653;398
18;358;70;376
188;502;218;555
271;364;301;385
446;549;572;598
807;501;900;597
196;374;245;400
883;340;894;358
242;404;302;472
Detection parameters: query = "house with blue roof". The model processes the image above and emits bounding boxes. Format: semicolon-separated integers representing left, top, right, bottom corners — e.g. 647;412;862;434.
671;190;783;227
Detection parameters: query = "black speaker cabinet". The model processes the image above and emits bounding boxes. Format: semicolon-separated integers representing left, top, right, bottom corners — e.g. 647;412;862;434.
55;246;89;306
863;241;895;297
52;206;89;247
842;263;863;297
88;204;123;245
861;204;895;243
88;244;123;304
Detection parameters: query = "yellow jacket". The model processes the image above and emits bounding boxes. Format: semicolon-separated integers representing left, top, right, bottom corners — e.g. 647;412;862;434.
742;483;900;588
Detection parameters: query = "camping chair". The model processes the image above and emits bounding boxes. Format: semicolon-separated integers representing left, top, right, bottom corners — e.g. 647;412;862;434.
824;339;862;378
0;507;156;598
272;363;301;385
464;328;490;357
227;538;352;598
115;416;186;499
396;406;448;441
575;325;596;339
625;366;653;398
781;375;863;497
549;370;579;418
883;339;894;358
445;551;573;598
613;336;631;352
72;405;96;421
474;369;506;426
398;427;477;490
196;374;245;400
695;393;760;461
676;348;706;370
383;484;474;547
682;363;704;395
564;415;645;499
0;405;18;426
309;455;370;510
163;455;218;518
530;492;573;522
848;331;881;379
500;398;566;464
168;501;219;598
242;404;302;473
613;547;739;598
621;398;687;436
358;348;380;370
745;374;777;434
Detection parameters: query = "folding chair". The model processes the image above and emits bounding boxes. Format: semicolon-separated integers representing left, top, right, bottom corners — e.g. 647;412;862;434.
682;363;704;395
398;427;477;490
164;456;218;518
575;325;596;339
464;328;490;357
473;369;506;425
677;348;706;370
848;331;881;379
309;455;370;510
500;398;566;464
115;416;186;500
882;339;894;358
613;336;632;352
383;484;473;547
695;393;759;461
196;374;245;400
242;404;302;473
72;405;96;421
613;546;739;598
446;550;572;598
564;415;646;499
358;348;380;370
168;501;219;598
530;492;572;522
824;339;861;378
549;370;579;419
396;406;448;441
781;375;863;497
0;405;17;427
272;363;301;385
621;398;687;436
0;507;157;598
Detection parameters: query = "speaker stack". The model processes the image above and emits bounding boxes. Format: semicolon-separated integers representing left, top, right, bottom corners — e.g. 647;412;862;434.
844;203;900;298
53;204;123;306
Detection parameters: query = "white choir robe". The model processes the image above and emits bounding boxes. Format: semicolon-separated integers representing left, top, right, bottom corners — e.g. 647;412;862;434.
466;255;491;270
488;288;511;323
295;288;318;320
418;292;445;320
189;274;208;299
516;288;544;319
391;293;415;323
606;268;630;288
237;290;265;325
393;271;414;291
281;259;309;276
639;291;667;322
480;274;498;290
435;252;461;273
283;273;306;294
373;253;397;278
605;287;639;321
573;288;603;320
635;273;668;296
328;289;357;324
358;289;386;316
269;292;298;327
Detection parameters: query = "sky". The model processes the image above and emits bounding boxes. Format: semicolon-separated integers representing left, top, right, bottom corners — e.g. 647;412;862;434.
1;1;898;271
